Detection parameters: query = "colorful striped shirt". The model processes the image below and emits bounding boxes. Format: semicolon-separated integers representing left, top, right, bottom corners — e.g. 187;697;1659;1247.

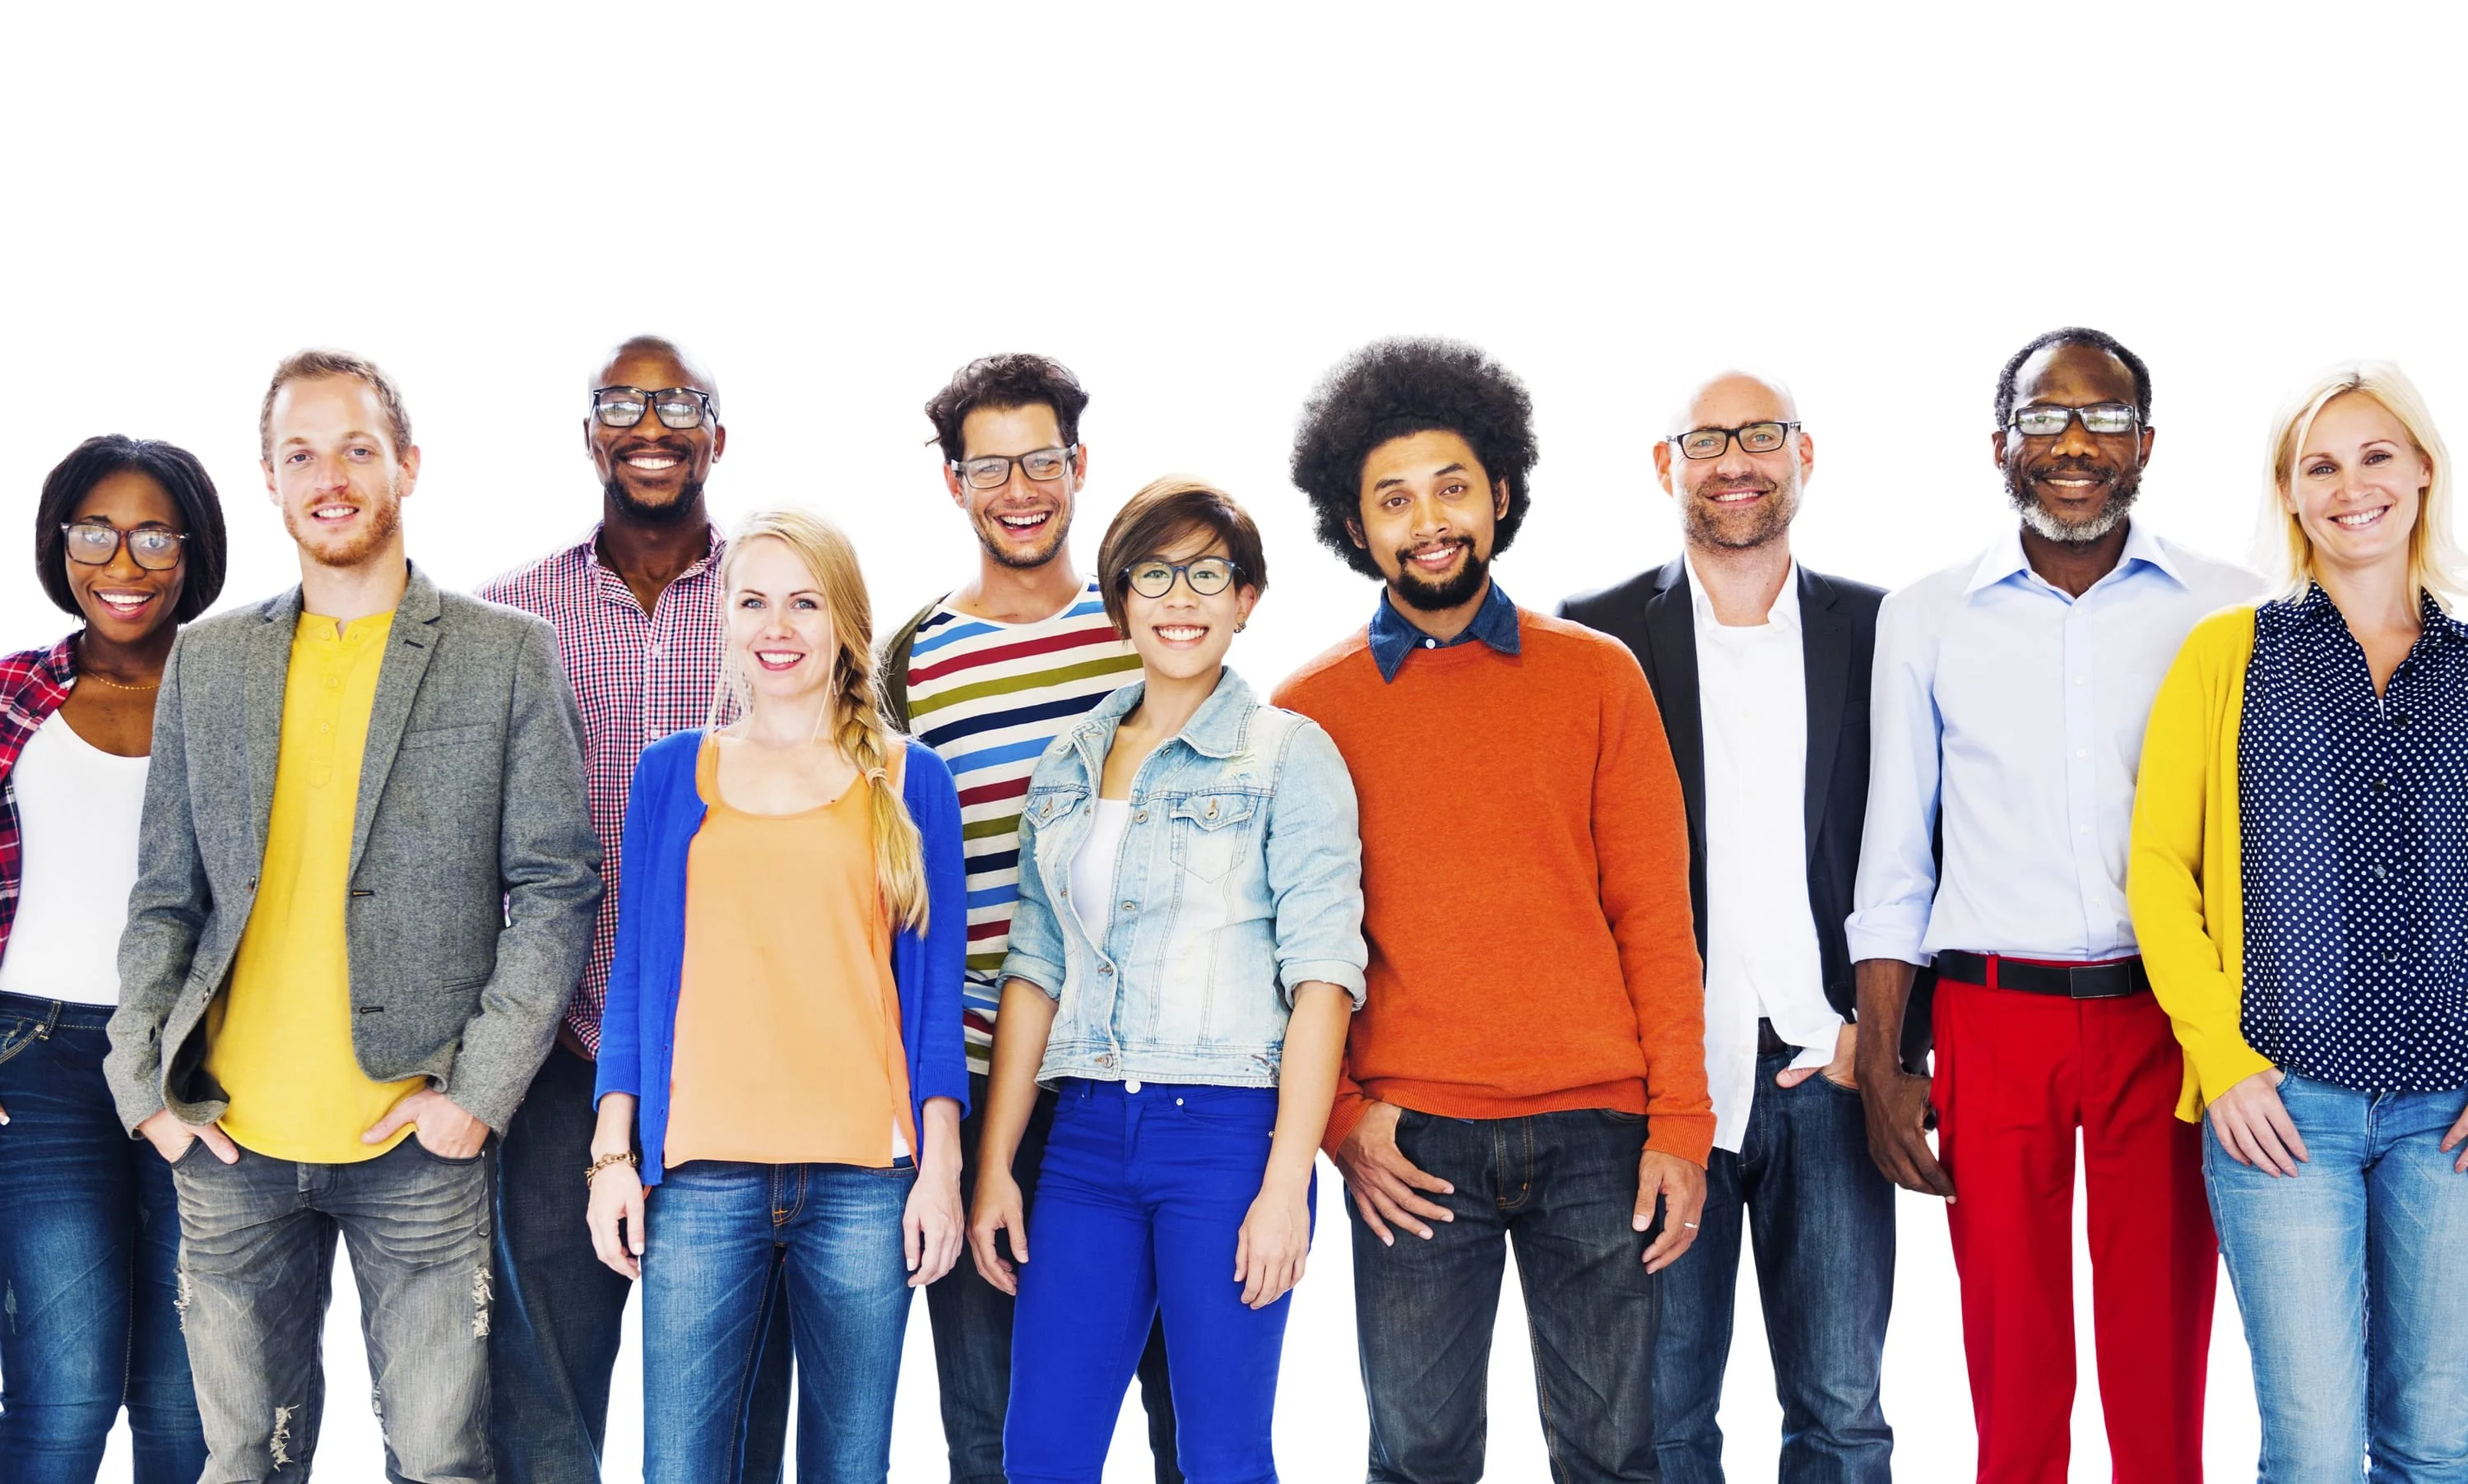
898;582;1139;1071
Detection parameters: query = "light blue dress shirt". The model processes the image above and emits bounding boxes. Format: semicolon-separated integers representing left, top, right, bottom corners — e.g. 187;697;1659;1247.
1847;520;2262;966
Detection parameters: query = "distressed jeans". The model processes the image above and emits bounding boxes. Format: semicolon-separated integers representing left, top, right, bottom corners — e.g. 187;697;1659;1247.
171;1134;495;1483
0;992;206;1484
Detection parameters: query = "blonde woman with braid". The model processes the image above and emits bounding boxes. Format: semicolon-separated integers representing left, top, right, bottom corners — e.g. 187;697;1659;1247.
586;508;970;1484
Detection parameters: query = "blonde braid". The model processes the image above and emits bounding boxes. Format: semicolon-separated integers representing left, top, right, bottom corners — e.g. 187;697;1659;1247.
837;642;930;934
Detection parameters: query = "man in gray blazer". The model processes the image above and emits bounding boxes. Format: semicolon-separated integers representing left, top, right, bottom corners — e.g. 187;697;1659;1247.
105;349;601;1483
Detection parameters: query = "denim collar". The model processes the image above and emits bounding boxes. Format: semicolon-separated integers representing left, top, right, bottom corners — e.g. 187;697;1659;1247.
1366;577;1522;683
1069;666;1260;780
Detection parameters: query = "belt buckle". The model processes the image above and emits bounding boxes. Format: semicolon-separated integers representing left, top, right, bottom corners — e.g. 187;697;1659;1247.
2067;964;2113;999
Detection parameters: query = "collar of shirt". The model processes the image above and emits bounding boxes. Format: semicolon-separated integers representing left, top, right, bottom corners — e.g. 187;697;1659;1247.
1367;577;1522;682
1682;554;1802;636
2288;581;2464;646
1962;517;2185;601
582;522;724;608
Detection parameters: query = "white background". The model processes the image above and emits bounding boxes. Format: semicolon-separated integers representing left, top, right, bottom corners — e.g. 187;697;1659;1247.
11;3;2466;1478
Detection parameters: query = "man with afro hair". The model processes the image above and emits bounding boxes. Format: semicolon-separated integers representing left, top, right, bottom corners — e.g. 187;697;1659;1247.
1273;337;1713;1483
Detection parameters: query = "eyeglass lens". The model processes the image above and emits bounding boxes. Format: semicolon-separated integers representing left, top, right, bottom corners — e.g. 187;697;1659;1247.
2012;404;2136;437
594;388;708;429
1127;558;1236;598
1677;424;1791;459
960;448;1073;489
64;522;184;570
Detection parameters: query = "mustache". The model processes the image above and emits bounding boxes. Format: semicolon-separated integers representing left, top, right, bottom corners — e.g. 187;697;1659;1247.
613;438;694;461
2028;457;2118;480
1696;477;1777;497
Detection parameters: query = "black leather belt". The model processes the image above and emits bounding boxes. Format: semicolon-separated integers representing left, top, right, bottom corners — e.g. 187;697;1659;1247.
1936;950;2149;999
1756;1018;1793;1056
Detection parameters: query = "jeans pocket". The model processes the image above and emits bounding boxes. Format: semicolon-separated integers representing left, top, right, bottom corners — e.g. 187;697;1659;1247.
169;1134;212;1169
0;1014;44;1069
406;1133;487;1166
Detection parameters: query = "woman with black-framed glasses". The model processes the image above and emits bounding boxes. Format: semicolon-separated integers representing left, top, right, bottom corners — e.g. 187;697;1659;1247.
967;478;1366;1482
0;435;226;1483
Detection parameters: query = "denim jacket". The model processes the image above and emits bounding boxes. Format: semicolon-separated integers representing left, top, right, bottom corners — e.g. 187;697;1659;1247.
1000;667;1366;1087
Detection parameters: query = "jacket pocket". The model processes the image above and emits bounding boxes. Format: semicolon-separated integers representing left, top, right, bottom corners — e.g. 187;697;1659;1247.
1169;792;1260;883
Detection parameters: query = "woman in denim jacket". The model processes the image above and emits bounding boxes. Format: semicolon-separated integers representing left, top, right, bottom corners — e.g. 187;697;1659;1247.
967;478;1366;1483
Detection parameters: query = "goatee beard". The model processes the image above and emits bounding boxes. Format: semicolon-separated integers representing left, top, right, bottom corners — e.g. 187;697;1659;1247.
1684;475;1801;552
1390;541;1490;612
287;483;404;569
605;477;705;527
977;512;1072;572
2006;463;2141;545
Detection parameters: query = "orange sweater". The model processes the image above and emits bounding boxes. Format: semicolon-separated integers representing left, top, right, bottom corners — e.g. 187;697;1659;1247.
1275;609;1714;1165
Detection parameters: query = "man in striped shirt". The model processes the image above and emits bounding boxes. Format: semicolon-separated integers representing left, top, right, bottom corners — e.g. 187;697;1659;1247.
879;354;1174;1484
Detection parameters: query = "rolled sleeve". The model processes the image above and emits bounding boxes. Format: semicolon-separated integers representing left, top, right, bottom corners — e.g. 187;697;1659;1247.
1266;721;1369;1007
1848;587;1943;967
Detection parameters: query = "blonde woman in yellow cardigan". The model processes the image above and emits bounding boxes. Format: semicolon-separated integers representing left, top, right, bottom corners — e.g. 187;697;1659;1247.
2130;361;2468;1482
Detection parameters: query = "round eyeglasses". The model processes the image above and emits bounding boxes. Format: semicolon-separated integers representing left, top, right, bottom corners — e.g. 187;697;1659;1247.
952;446;1077;490
1123;556;1241;600
2008;403;2139;438
1671;422;1802;460
591;386;716;430
62;522;187;571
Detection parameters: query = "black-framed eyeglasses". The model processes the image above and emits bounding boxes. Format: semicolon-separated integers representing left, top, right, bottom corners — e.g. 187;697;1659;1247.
591;386;717;430
951;445;1078;490
1123;556;1242;600
1671;422;1802;460
2007;402;2139;438
61;521;187;572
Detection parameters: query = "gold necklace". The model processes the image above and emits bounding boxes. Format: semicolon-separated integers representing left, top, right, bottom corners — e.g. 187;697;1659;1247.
78;670;161;692
75;641;162;691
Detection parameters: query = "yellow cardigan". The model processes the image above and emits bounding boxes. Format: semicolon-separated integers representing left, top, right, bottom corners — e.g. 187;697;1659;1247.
2127;605;2280;1121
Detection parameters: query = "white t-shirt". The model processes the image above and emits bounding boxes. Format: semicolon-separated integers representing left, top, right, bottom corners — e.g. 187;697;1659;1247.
1069;798;1134;944
0;709;151;1006
1687;559;1841;1152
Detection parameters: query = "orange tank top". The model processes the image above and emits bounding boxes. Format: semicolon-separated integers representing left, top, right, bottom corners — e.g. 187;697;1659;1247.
662;737;916;1169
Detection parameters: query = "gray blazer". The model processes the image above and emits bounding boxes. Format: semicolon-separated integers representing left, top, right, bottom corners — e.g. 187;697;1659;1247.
105;564;602;1136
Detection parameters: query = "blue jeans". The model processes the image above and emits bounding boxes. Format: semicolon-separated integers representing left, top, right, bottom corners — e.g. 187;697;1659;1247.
1350;1107;1659;1484
1653;1053;1894;1483
0;993;206;1484
492;1046;792;1483
1007;1080;1297;1484
2206;1073;2468;1482
172;1134;496;1483
926;1073;1180;1484
641;1160;916;1484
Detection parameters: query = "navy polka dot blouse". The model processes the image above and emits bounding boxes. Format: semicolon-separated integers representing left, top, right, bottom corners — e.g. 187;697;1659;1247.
2238;584;2468;1092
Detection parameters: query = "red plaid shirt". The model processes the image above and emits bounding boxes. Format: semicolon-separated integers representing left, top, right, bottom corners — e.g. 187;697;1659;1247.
480;526;726;1052
0;636;79;967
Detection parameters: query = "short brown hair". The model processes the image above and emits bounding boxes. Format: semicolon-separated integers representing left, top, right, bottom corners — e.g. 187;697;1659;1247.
1096;476;1269;635
259;348;414;462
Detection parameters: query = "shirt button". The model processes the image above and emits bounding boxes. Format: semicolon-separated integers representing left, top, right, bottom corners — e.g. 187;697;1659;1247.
2391;712;2410;730
2075;749;2088;759
1120;901;1135;913
2073;676;2087;686
1424;638;1438;649
2373;864;2391;879
1134;811;1148;823
2078;824;2090;835
2373;777;2391;792
2386;948;2403;965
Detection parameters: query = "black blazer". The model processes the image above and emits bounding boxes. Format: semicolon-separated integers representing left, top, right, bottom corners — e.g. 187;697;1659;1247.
1559;559;1883;1027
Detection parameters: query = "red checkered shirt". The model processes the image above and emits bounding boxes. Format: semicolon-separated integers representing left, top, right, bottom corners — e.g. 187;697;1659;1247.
0;636;79;966
480;526;726;1052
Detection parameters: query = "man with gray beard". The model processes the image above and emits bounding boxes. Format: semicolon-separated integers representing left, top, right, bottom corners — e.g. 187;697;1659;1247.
1561;373;1893;1481
1845;329;2260;1482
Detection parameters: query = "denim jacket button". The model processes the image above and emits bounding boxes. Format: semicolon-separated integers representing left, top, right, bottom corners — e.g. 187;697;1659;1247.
1126;1078;1143;1094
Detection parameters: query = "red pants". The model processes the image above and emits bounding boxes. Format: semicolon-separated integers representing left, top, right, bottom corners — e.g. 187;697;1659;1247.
1933;975;2216;1483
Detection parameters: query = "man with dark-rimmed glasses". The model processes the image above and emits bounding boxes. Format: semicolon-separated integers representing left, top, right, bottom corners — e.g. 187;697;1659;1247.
1847;327;2261;1481
1562;370;1894;1482
875;354;1173;1484
479;335;790;1484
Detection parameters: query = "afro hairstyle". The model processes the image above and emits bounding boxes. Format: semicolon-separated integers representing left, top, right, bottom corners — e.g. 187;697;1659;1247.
1289;337;1538;580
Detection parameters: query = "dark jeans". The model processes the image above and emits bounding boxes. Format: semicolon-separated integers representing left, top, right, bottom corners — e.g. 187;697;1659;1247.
171;1134;494;1483
1653;1054;1894;1483
925;1071;1179;1484
0;992;206;1484
1351;1107;1660;1484
491;1044;792;1484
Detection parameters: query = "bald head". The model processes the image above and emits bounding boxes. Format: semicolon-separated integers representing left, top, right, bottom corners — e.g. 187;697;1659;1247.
592;334;719;404
1668;370;1798;438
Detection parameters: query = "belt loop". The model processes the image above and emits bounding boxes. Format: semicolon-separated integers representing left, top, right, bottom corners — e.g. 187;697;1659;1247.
1983;954;2000;993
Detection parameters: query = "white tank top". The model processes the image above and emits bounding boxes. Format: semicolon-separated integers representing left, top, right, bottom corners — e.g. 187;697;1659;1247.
0;708;151;1006
1069;798;1133;944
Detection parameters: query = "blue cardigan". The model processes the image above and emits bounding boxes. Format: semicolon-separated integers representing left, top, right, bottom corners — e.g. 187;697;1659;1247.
594;729;972;1186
